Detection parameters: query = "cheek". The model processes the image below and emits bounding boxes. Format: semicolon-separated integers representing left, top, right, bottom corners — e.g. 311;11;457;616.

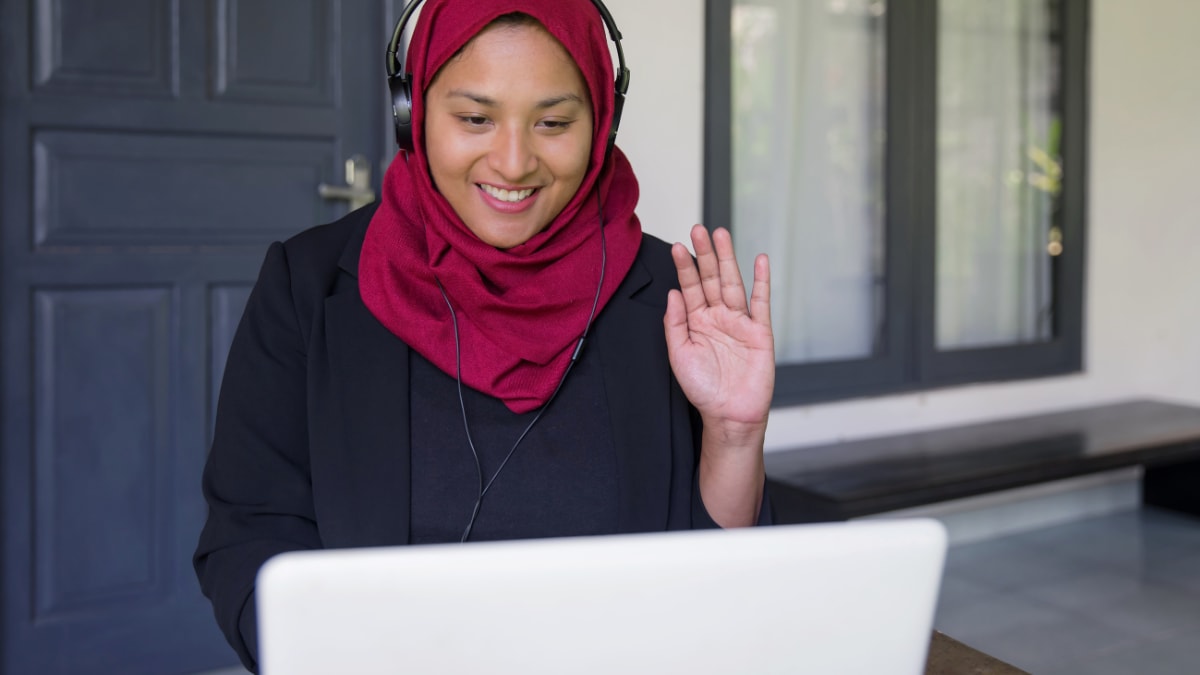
424;119;470;185
562;134;594;184
423;121;448;182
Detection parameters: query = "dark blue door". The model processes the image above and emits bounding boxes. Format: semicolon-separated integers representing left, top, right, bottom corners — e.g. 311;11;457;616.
0;1;399;672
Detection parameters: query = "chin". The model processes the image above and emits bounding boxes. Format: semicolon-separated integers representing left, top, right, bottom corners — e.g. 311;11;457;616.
469;220;547;250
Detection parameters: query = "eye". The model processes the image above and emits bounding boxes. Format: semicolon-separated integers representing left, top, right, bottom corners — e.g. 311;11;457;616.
457;115;490;128
538;119;574;132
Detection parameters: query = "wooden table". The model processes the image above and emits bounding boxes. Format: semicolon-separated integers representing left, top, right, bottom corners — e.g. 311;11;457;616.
926;631;1028;674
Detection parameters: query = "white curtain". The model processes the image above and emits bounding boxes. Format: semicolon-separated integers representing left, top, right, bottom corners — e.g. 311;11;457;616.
731;0;887;364
937;0;1059;349
732;0;1060;361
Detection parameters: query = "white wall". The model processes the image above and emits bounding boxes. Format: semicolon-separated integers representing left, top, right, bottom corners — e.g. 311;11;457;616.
606;0;705;248
610;0;1200;450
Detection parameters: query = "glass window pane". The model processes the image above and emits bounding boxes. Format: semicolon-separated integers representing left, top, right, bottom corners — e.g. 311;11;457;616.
937;0;1062;350
731;0;887;364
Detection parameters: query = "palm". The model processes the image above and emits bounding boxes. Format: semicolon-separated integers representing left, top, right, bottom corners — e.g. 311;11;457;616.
665;226;774;428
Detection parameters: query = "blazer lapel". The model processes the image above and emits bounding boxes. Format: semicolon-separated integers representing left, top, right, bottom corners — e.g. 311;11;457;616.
595;255;674;532
317;239;412;548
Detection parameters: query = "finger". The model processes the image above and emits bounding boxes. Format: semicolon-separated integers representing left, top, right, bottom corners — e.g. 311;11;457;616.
671;241;707;315
749;253;772;328
663;289;690;358
712;227;749;313
689;224;723;307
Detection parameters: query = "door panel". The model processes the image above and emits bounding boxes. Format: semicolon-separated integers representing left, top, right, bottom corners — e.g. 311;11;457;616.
32;0;177;99
209;284;254;439
2;0;388;672
34;130;341;247
212;0;337;106
33;288;173;618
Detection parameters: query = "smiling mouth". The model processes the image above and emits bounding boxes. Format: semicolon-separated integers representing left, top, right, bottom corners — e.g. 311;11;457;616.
478;184;536;203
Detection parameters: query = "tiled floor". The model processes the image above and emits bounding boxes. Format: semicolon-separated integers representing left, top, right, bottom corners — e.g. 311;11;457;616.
934;506;1200;674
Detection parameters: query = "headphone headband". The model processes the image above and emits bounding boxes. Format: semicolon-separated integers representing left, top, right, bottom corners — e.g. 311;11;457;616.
385;0;630;153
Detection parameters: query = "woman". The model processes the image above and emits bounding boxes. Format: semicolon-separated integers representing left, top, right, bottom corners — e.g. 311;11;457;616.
194;0;774;670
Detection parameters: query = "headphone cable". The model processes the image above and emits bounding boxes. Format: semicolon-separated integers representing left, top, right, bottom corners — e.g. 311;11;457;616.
439;191;608;543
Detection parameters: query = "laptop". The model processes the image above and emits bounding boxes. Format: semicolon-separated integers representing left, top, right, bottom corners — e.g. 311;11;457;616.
256;519;947;674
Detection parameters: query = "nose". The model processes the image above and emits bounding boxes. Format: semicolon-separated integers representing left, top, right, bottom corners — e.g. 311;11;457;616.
487;124;538;181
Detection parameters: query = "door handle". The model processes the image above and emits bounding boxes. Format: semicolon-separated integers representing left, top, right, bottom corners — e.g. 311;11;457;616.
318;154;376;211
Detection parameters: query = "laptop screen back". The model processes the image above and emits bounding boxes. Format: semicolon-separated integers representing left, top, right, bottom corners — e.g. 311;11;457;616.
257;519;946;675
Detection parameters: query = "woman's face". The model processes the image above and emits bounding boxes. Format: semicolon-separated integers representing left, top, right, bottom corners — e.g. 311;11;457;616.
424;23;594;249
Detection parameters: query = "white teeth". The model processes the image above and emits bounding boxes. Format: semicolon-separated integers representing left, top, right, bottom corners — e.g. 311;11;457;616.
480;184;535;202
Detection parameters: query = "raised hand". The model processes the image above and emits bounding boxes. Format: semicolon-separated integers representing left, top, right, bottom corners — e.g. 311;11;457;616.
664;225;773;527
664;224;774;444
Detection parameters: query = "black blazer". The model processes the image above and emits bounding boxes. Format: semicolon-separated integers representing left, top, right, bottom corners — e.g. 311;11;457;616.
194;205;770;671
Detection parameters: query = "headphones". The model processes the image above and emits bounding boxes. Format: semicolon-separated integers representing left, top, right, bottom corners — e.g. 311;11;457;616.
385;0;631;155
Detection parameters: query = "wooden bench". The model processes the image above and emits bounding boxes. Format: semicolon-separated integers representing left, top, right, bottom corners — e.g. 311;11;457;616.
764;399;1200;523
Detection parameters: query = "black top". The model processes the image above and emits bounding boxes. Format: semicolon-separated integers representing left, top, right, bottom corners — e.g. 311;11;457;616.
409;348;618;543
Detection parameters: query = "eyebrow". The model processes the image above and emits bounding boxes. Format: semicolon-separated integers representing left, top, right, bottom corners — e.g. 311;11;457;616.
446;89;585;109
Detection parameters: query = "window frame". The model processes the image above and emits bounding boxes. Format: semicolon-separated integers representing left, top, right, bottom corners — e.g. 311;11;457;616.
704;0;1090;406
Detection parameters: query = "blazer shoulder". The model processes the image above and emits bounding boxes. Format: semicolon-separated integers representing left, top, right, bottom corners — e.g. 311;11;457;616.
248;204;375;340
617;233;681;312
264;203;376;310
637;232;677;277
280;203;376;278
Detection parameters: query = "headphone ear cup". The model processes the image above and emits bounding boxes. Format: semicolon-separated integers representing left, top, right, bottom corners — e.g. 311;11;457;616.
389;74;415;152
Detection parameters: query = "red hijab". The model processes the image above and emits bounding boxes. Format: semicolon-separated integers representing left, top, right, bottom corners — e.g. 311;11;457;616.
358;0;643;413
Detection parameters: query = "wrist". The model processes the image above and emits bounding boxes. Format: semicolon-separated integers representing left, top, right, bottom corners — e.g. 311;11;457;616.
698;442;765;528
700;415;768;451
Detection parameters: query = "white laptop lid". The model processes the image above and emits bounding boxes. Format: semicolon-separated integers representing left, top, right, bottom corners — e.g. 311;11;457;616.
257;519;947;675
